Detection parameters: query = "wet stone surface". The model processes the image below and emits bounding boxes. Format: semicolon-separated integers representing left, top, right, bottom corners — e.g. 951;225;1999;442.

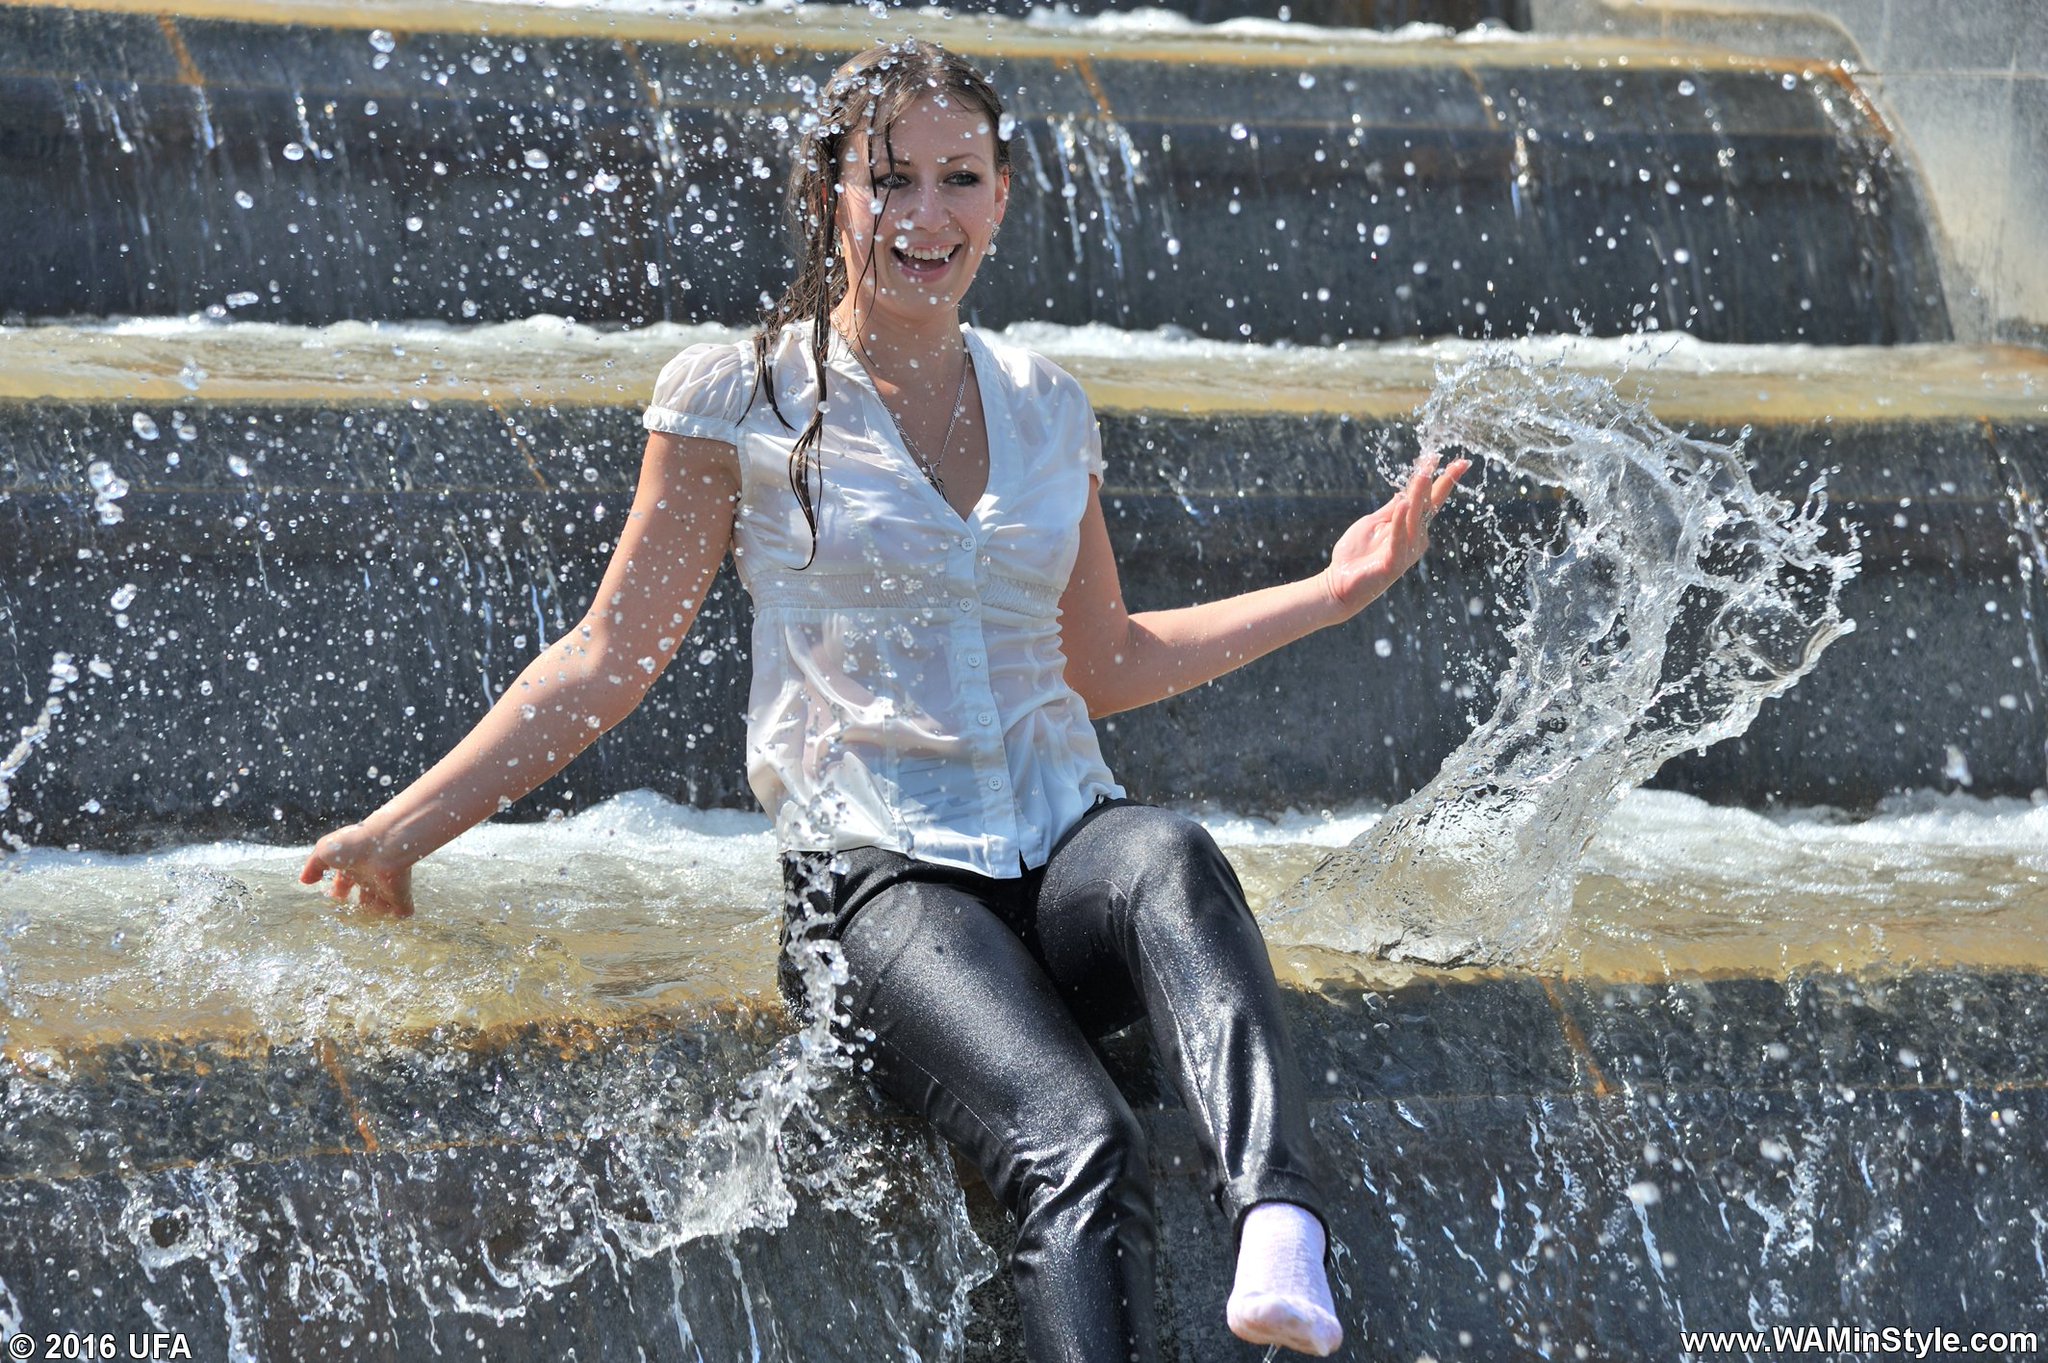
0;7;1946;344
4;401;2042;851
5;969;2043;1360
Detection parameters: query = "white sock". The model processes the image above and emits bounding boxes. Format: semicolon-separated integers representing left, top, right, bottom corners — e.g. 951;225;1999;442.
1227;1200;1344;1356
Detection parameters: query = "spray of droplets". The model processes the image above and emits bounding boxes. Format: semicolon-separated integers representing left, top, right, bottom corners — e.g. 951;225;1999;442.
1274;350;1860;964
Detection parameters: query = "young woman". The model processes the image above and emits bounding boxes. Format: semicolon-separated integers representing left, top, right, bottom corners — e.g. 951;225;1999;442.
301;39;1465;1361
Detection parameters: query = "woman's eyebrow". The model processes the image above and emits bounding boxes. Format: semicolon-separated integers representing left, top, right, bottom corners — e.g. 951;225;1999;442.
879;150;990;167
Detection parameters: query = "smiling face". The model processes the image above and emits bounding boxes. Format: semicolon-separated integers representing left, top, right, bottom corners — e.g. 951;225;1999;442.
833;92;1010;332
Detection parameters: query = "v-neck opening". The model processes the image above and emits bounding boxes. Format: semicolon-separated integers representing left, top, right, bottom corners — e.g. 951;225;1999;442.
829;323;998;530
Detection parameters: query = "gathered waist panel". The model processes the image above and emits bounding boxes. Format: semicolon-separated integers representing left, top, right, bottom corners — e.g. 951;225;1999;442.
743;566;1063;617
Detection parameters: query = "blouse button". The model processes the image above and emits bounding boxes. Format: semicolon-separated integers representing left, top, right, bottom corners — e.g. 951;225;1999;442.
986;775;1005;791
957;597;976;613
977;710;995;726
957;535;975;551
965;652;984;668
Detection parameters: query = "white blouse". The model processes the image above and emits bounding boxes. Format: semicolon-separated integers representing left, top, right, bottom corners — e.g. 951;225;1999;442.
642;320;1125;877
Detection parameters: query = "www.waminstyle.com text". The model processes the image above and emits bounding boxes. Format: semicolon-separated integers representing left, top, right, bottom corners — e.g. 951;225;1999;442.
1681;1326;2037;1358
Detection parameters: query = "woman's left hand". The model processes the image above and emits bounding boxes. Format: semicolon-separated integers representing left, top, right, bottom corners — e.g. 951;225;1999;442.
1322;454;1471;619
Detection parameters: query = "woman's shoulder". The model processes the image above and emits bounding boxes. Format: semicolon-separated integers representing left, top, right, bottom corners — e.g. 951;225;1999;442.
644;333;764;443
651;333;759;395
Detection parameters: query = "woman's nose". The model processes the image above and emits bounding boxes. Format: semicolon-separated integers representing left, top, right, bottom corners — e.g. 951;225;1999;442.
895;179;947;224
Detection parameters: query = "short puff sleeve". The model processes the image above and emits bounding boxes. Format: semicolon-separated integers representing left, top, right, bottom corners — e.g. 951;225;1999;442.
1043;359;1107;480
643;342;754;445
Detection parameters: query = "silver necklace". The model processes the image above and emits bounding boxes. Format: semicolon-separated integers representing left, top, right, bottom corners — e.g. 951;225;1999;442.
896;351;974;495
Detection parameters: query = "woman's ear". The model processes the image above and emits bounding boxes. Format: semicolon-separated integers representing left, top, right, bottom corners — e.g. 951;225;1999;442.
994;164;1011;233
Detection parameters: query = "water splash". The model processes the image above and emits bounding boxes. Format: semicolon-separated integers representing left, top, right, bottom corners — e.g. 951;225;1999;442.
1;843;993;1359
1273;351;1860;964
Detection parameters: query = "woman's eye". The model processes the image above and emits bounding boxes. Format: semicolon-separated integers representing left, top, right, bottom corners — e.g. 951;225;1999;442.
872;174;907;189
949;173;980;186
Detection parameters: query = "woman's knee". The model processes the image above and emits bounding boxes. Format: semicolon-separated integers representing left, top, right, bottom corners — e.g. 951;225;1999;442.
1099;806;1251;923
1014;1086;1153;1219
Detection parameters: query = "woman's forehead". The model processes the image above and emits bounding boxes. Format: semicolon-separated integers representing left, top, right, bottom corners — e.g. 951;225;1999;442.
841;96;996;163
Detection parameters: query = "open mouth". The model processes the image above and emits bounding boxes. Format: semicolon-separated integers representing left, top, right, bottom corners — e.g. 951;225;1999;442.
892;244;961;278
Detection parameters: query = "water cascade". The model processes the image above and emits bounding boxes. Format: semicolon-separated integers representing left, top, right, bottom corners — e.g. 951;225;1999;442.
3;0;2047;1358
1275;351;1861;965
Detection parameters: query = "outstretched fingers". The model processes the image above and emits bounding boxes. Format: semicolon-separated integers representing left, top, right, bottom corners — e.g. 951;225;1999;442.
1428;457;1472;512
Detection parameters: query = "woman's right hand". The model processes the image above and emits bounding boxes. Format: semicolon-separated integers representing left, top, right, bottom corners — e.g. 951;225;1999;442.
299;823;418;918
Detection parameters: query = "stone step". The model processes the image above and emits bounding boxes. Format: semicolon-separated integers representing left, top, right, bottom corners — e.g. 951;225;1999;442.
0;0;1946;341
5;963;2043;1359
1;327;2042;849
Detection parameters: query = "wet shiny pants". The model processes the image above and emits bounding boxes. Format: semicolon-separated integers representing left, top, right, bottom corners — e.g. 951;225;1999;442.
780;797;1328;1363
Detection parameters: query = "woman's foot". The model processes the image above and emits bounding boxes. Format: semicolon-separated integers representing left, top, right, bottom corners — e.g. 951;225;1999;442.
1226;1200;1344;1356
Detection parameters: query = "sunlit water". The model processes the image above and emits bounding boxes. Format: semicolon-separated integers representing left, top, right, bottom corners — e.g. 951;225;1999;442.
1277;354;1861;964
6;787;2044;1056
5;784;2045;1354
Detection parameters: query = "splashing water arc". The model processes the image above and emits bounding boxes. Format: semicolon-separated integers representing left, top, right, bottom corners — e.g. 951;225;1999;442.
1274;352;1862;966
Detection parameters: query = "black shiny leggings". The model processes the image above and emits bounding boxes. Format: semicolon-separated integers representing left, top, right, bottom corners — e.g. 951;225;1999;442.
779;797;1328;1363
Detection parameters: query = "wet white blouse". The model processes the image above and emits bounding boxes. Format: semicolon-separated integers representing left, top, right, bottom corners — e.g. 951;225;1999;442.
643;321;1125;876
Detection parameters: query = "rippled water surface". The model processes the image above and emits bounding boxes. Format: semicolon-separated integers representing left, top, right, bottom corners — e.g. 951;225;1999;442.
5;788;2043;1056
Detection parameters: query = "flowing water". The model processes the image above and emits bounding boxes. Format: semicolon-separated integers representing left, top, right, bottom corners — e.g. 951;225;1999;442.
1274;352;1862;965
6;783;2047;1355
2;332;2042;1354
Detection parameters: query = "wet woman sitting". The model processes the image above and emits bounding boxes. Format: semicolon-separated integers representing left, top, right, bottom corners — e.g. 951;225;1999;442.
301;38;1465;1361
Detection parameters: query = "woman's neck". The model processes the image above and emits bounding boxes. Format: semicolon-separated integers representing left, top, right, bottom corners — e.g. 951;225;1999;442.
830;300;966;391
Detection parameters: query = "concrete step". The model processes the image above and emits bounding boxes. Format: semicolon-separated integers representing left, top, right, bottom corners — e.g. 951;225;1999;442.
0;0;1946;341
1;326;2042;850
5;959;2043;1359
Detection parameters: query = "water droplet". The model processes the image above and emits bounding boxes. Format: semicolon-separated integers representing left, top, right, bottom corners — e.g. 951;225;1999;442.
1298;71;1317;89
524;148;551;170
469;54;492;74
1677;78;1696;97
130;412;159;440
368;28;396;52
405;215;424;232
228;454;252;478
590;169;621;193
282;142;306;162
1781;72;1799;90
1230;123;1249;141
1372;224;1391;246
1672;247;1692;265
233;190;254;209
1165;236;1181;257
1374;638;1393;658
225;291;259;308
87;461;129;524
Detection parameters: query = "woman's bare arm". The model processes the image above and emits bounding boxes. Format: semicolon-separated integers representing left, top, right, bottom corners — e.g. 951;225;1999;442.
1057;458;1467;719
300;432;738;912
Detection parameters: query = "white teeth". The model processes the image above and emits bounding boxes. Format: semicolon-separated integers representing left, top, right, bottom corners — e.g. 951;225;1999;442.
899;245;955;262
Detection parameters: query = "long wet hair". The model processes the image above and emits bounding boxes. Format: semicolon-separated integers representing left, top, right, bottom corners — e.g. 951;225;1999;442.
748;40;1012;567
